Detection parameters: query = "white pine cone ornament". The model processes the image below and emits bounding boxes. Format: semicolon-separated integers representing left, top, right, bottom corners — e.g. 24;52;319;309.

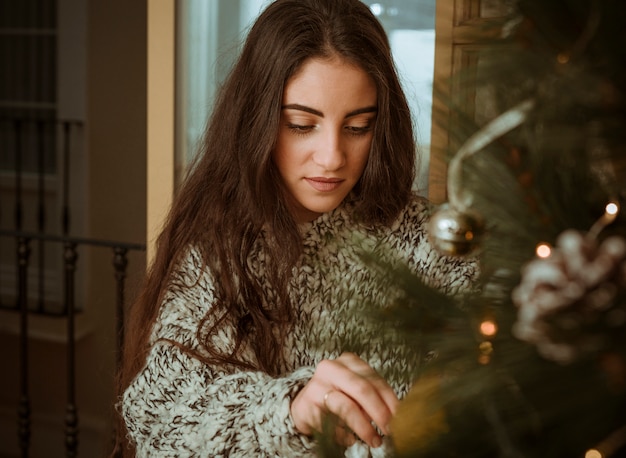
511;230;626;364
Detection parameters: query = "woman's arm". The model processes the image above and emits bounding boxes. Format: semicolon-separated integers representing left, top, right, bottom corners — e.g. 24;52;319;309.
122;342;317;456
119;248;317;456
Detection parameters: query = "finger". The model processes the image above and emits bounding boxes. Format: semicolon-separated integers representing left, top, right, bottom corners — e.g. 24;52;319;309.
360;373;399;418
321;412;358;448
337;353;399;413
333;354;398;433
324;389;383;448
334;423;357;448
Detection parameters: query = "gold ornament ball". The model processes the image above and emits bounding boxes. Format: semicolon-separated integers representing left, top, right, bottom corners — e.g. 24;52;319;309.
390;375;449;456
427;205;485;257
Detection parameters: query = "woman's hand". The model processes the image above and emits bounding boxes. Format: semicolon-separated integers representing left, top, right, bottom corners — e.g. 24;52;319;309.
290;352;398;448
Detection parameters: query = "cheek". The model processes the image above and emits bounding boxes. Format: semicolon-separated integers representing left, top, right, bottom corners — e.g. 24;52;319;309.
274;135;309;170
272;151;287;180
272;142;298;180
272;135;289;171
353;141;372;175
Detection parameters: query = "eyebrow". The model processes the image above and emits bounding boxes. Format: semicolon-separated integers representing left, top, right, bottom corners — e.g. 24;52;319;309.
281;103;378;119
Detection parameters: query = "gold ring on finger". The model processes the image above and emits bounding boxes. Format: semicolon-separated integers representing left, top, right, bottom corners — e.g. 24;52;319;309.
323;390;335;410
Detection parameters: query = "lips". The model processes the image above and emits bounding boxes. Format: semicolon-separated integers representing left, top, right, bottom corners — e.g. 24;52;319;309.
305;177;344;192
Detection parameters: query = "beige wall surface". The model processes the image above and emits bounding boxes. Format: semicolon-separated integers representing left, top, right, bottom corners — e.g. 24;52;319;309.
85;0;148;454
147;0;176;264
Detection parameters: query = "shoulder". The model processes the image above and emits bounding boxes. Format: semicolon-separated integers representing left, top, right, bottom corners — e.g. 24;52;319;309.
390;192;432;232
151;246;218;345
373;192;479;293
372;191;432;250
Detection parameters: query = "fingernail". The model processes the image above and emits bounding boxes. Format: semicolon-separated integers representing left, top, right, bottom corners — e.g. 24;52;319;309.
372;436;382;448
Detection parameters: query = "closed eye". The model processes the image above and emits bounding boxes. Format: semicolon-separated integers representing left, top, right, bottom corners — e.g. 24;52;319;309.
344;124;372;137
287;123;316;135
345;125;373;136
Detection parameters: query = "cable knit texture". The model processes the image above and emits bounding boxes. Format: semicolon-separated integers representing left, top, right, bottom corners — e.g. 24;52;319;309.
121;193;477;457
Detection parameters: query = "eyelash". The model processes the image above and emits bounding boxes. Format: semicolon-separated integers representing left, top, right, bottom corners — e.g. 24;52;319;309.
286;123;372;137
286;123;315;136
345;125;372;137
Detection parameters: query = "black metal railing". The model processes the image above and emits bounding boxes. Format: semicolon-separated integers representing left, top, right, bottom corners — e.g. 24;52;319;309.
1;231;145;458
1;116;146;456
1;117;86;315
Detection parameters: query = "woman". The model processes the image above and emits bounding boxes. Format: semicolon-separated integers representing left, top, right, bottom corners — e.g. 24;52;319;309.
116;0;476;456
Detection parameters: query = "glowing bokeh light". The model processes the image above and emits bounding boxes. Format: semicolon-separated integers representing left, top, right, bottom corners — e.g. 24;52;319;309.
479;341;493;354
480;320;497;337
370;3;384;16
606;201;619;216
536;243;552;258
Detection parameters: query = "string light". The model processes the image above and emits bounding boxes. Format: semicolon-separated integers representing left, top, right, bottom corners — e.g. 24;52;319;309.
606;201;619;216
478;341;493;365
557;53;570;64
480;320;498;337
585;449;603;458
535;243;552;258
588;200;620;240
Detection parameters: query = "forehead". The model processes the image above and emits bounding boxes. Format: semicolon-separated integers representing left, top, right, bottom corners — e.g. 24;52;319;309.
283;57;377;107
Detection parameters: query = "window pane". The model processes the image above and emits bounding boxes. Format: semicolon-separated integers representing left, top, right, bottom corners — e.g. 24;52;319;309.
0;0;57;174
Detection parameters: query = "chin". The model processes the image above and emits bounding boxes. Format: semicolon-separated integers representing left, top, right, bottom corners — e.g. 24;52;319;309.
313;206;342;218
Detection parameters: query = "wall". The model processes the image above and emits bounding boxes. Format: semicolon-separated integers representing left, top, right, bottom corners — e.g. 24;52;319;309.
0;0;148;456
85;0;148;454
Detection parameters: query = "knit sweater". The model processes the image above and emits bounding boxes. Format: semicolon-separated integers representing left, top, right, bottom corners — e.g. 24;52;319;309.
121;193;477;457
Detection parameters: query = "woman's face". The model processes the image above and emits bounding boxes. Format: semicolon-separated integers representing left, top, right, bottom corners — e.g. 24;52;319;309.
273;56;377;223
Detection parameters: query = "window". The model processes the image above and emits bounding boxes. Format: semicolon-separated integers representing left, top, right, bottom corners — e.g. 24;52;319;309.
0;0;87;313
363;0;436;193
0;0;57;175
176;0;436;194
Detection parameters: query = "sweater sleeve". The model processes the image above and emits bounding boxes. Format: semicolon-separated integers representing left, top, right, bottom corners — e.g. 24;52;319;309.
120;249;317;457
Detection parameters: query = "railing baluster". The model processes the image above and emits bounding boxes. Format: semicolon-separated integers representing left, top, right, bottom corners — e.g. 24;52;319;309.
0;126;3;309
61;122;71;236
2;115;146;455
14;119;23;231
113;247;129;368
1;229;145;456
17;236;32;458
37;120;47;312
64;242;79;457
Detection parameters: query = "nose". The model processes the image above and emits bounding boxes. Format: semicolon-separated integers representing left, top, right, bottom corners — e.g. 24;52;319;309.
312;128;345;171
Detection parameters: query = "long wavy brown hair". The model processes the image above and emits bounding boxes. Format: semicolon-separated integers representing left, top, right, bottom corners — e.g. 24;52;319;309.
114;0;416;454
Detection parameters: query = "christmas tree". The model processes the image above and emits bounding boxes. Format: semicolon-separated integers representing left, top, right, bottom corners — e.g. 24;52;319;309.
323;0;626;456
